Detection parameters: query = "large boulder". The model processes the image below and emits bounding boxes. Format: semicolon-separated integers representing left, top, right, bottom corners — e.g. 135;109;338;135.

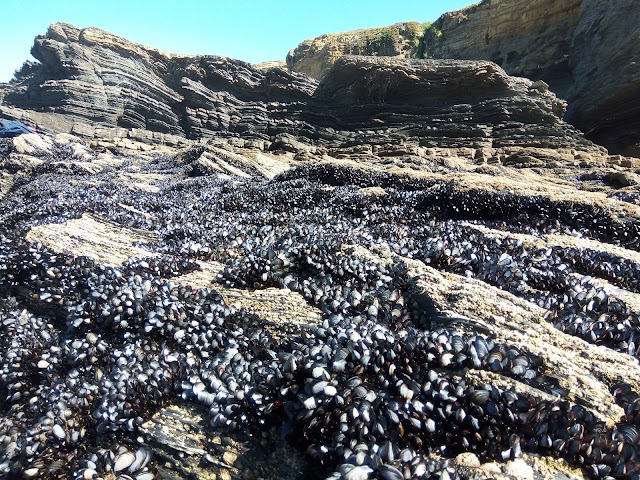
312;56;596;154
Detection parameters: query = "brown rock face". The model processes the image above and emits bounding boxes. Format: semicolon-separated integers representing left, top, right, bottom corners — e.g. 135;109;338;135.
568;0;640;156
422;0;582;93
286;22;428;80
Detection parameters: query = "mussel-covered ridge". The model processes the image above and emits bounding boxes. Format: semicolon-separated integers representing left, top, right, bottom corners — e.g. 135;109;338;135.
1;157;640;480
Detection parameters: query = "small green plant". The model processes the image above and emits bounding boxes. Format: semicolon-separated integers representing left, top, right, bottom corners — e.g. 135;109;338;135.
406;21;422;40
407;22;432;52
378;27;399;46
354;21;435;58
417;23;441;58
365;26;400;55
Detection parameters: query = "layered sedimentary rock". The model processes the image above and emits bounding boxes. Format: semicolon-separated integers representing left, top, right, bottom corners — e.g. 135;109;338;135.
311;56;587;154
421;0;640;156
286;0;640;156
1;23;316;142
0;23;604;163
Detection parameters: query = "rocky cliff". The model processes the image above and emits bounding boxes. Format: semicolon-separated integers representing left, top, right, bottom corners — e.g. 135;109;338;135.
286;0;640;157
422;0;640;157
0;23;602;161
421;0;582;95
1;23;316;142
568;0;640;156
2;22;640;480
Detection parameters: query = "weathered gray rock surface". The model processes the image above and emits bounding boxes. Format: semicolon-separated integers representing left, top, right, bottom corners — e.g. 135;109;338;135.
0;23;604;160
1;23;315;142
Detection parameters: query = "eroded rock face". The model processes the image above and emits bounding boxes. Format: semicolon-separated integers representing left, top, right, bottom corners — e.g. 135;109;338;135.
568;0;640;156
285;0;640;156
1;23;316;141
0;23;604;160
286;22;428;80
421;0;582;95
420;0;640;156
313;56;583;153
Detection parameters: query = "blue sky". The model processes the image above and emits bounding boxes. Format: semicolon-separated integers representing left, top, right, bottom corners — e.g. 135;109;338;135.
0;0;472;82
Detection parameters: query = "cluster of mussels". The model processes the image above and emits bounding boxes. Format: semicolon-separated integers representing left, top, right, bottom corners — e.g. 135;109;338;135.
1;154;640;480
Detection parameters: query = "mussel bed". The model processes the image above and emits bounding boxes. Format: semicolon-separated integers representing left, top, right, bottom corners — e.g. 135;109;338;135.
1;157;640;479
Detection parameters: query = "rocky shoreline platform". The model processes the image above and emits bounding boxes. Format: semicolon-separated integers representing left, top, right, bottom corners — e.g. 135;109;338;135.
1;11;640;480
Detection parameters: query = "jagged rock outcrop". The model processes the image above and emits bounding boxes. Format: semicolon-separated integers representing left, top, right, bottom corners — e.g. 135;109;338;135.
285;0;640;157
0;23;606;164
286;22;429;80
0;23;316;142
312;56;586;154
